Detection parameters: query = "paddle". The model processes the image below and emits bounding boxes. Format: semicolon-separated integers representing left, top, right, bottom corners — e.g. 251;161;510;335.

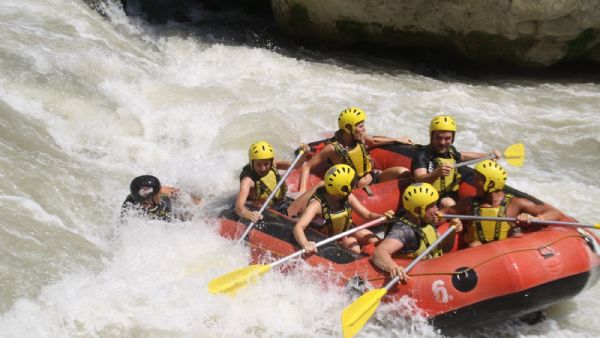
442;214;600;229
237;148;306;244
209;216;387;295
455;143;525;168
341;225;457;338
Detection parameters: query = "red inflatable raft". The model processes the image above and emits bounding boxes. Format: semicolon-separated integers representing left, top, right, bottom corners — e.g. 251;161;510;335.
218;142;600;334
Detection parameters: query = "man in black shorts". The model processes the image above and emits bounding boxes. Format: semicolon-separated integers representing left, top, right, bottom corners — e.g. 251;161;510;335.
372;183;462;281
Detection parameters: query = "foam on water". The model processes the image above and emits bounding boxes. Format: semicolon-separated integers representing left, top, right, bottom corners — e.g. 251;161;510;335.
1;1;599;337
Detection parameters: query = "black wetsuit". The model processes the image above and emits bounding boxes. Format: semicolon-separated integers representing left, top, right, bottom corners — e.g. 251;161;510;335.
120;194;173;222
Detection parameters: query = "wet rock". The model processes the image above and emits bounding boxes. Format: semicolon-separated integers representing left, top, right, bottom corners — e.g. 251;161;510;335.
271;0;600;67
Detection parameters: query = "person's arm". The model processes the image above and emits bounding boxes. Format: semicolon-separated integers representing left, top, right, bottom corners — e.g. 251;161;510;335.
190;195;202;205
460;150;501;162
275;144;312;171
413;166;452;185
439;218;462;252
160;186;179;196
511;197;562;227
411;151;452;184
292;200;321;254
120;196;135;221
299;145;333;193
441;196;472;215
234;177;262;223
274;159;292;170
364;134;414;147
154;186;179;206
348;194;392;220
372;238;409;281
160;186;202;206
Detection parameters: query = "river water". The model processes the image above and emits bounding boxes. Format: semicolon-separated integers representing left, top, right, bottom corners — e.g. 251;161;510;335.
1;1;599;337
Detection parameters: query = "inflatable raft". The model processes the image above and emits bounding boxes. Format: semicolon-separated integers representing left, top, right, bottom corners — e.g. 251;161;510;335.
218;142;600;334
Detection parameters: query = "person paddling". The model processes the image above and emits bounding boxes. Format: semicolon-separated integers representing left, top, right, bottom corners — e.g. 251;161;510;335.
121;175;201;222
293;164;393;254
235;141;310;223
372;182;462;282
412;115;501;208
299;107;413;193
444;160;561;247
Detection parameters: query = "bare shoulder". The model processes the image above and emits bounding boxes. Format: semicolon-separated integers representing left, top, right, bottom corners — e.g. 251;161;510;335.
304;199;323;217
274;159;292;169
509;196;533;207
376;236;404;254
311;143;335;162
160;186;179;195
322;143;336;153
239;176;254;188
454;196;475;213
347;194;361;206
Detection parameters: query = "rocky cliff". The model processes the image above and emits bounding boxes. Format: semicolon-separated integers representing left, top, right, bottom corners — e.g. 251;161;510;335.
271;0;600;67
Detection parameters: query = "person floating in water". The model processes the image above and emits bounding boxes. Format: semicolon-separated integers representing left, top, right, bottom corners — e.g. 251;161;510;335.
121;175;201;222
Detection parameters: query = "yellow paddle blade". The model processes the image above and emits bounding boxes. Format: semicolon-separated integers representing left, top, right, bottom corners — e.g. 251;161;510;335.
594;223;600;230
208;264;272;295
503;143;525;167
341;288;387;338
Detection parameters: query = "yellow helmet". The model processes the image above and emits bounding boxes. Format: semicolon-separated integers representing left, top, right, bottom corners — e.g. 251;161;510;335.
402;183;439;218
324;164;356;196
248;141;275;162
474;160;507;192
338;107;366;134
429;115;457;133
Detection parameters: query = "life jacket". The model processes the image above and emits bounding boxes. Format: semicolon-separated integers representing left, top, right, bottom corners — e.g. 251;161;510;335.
310;187;353;236
329;134;372;178
465;194;514;244
240;164;286;206
122;194;172;222
146;195;173;221
426;145;461;194
394;216;443;258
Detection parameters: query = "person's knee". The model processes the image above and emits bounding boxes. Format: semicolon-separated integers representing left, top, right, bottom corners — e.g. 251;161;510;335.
342;238;360;253
439;197;456;209
391;166;411;180
347;245;361;254
468;240;482;248
359;231;379;243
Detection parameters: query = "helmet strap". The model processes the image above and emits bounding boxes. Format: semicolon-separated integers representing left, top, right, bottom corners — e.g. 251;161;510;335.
405;210;421;224
339;128;355;144
485;180;495;193
342;124;353;135
414;206;424;219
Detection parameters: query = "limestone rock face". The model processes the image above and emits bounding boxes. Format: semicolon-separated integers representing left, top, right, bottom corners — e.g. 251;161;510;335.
271;0;600;67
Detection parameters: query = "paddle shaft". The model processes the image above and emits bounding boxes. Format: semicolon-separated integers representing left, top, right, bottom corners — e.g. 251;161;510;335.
442;214;598;229
383;225;456;291
270;217;386;268
454;154;494;168
237;150;305;243
454;149;521;168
